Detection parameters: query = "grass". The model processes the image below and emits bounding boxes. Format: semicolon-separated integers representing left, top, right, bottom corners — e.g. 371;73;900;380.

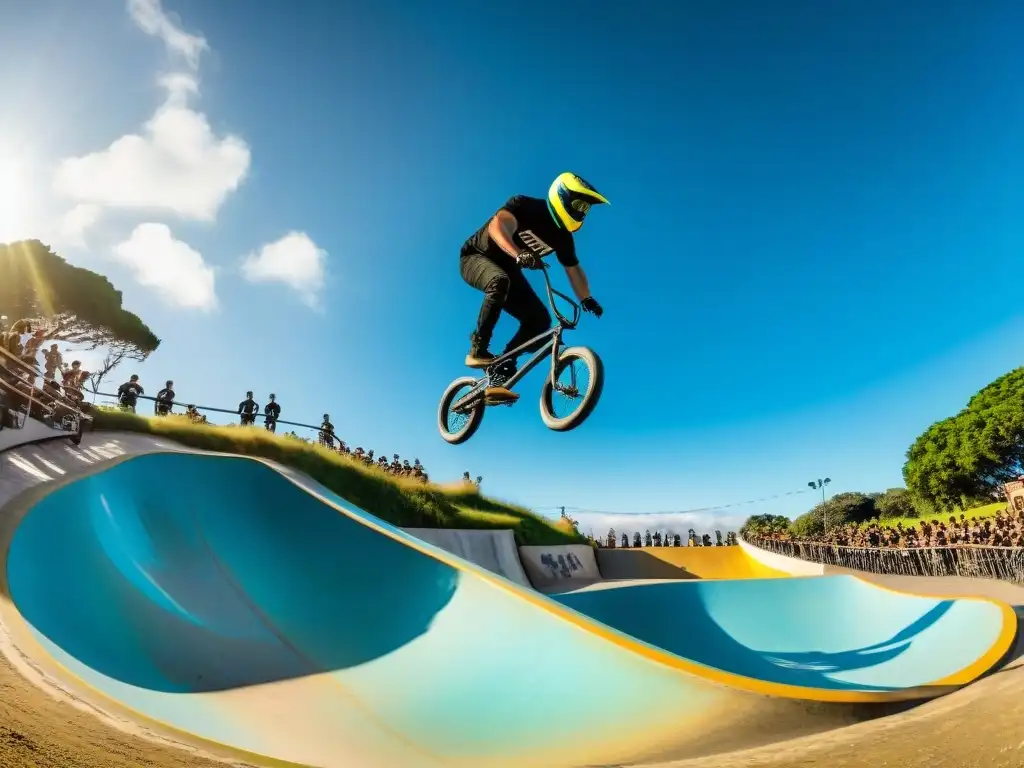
860;502;1007;531
90;409;585;547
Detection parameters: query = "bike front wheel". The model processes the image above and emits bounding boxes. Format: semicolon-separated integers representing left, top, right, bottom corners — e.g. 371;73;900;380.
438;376;485;444
539;346;604;432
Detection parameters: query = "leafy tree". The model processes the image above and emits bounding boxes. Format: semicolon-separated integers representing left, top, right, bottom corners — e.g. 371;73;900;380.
0;240;160;360
652;531;662;547
632;531;642;548
904;368;1024;510
874;488;918;520
790;492;877;537
644;529;652;547
673;533;682;547
620;532;629;548
607;528;616;548
715;530;723;546
740;513;791;537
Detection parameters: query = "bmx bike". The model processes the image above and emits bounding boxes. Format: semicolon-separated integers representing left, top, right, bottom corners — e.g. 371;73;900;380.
437;262;604;445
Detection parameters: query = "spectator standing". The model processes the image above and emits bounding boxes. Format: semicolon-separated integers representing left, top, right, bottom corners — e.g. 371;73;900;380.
319;414;335;447
117;374;144;412
238;391;259;425
155;380;176;415
43;344;63;380
264;394;281;432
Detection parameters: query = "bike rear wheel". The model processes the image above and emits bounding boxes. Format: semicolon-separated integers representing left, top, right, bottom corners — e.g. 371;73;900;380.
539;346;604;432
438;376;485;444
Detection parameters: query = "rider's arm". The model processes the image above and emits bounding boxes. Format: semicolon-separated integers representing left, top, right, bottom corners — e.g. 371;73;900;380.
564;264;593;301
487;210;522;258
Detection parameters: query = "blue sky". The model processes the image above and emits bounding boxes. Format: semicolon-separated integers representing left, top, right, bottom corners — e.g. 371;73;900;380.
1;0;1022;535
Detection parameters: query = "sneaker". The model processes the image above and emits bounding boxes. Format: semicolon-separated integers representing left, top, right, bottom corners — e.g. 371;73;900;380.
485;361;519;404
465;334;496;369
465;349;496;368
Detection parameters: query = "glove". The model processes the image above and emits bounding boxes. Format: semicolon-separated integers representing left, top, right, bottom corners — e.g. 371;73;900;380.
514;250;539;269
581;296;603;318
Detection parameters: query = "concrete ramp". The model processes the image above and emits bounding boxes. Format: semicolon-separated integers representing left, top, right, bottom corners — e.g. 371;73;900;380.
0;451;1017;768
596;545;787;580
402;528;530;587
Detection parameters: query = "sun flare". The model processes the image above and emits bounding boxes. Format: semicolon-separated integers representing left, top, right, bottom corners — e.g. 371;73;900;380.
0;151;34;245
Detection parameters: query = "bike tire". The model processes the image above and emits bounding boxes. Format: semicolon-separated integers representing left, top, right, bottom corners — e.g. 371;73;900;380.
438;376;485;445
539;346;604;432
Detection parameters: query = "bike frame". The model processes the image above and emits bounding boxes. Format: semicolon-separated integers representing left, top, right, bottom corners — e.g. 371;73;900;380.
451;263;582;412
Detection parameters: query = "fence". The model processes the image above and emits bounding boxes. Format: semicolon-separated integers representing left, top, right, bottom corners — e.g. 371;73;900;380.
748;537;1024;585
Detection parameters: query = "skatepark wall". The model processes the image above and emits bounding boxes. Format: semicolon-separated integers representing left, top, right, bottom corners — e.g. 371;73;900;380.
401;528;531;587
518;544;602;589
596;545;789;580
738;537;825;576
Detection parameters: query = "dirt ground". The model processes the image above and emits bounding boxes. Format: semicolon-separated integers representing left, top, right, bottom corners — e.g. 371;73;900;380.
0;648;248;768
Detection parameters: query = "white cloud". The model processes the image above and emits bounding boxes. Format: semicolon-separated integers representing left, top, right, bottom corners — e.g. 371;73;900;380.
52;75;250;221
112;223;217;310
57;204;103;247
127;0;208;70
241;232;328;309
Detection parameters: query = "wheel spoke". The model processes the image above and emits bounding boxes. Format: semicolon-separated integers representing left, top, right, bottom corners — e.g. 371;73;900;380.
551;359;591;419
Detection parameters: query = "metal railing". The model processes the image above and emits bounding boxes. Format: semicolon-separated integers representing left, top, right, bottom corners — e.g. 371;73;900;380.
747;537;1024;584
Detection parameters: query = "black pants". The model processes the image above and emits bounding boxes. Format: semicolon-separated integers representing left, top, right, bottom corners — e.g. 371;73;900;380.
460;250;551;363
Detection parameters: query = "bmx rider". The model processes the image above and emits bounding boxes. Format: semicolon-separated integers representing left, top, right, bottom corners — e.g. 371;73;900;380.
459;172;607;403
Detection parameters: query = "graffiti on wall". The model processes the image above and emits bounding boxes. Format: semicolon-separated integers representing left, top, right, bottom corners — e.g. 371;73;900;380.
539;552;586;580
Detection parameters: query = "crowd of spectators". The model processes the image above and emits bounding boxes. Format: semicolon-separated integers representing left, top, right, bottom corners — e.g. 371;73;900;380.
753;507;1024;549
0;317;89;430
593;528;738;548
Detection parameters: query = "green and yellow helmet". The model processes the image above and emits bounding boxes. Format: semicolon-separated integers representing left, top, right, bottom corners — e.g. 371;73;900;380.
547;172;609;232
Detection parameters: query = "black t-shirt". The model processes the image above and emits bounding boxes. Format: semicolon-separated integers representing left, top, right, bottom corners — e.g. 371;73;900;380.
265;402;281;418
118;382;144;406
462;196;578;267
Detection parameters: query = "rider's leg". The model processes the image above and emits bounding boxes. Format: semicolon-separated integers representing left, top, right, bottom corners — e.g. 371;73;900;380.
459;251;510;368
485;269;551;403
498;269;552;367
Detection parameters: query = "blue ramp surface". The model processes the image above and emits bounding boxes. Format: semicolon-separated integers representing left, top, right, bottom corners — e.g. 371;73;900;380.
554;577;1011;692
1;452;1016;768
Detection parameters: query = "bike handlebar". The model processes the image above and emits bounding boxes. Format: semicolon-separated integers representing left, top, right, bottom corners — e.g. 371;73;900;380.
532;262;581;329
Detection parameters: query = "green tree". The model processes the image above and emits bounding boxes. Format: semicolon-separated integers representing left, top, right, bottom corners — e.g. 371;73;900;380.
740;513;791;537
0;240;160;361
874;487;918;520
904;368;1024;510
790;492;877;537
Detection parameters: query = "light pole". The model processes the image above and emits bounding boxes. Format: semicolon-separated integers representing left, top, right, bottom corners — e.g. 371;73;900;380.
808;477;832;532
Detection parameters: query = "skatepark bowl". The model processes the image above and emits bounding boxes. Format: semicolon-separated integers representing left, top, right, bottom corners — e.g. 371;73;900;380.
0;448;1017;768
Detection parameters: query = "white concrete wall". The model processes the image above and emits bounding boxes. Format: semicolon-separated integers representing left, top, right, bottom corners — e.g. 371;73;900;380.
402;529;531;587
739;537;825;576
